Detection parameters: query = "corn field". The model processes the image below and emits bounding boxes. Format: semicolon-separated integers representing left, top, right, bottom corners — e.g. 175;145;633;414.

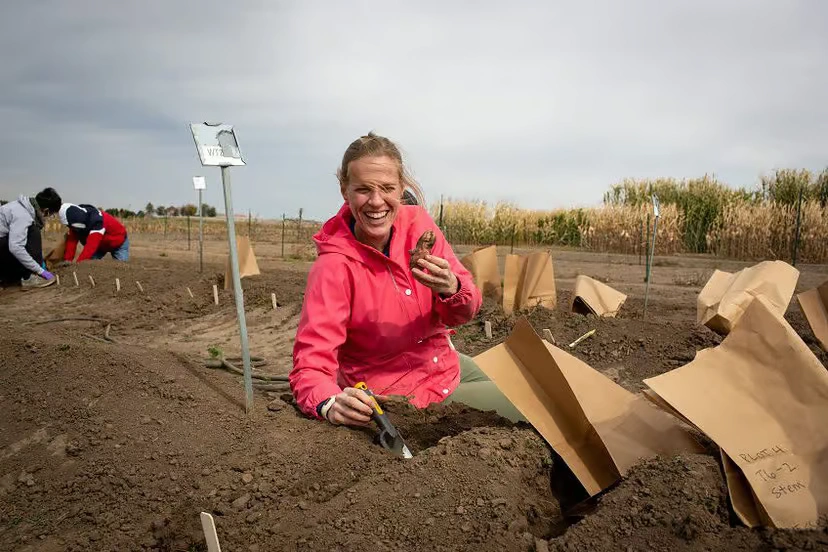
430;169;828;264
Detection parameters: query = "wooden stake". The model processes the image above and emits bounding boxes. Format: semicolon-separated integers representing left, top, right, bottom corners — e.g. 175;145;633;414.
88;275;96;287
136;281;144;293
115;278;121;292
542;328;556;345
73;272;79;286
484;320;492;339
187;287;194;298
271;293;277;310
212;284;219;305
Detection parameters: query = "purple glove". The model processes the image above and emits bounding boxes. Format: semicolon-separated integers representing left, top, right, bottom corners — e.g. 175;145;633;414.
41;270;55;280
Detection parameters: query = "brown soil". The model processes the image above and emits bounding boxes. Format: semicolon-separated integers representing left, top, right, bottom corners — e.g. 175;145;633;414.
1;236;827;551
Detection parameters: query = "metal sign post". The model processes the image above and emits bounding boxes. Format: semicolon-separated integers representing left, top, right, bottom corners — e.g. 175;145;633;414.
193;176;206;273
190;123;254;416
643;195;660;317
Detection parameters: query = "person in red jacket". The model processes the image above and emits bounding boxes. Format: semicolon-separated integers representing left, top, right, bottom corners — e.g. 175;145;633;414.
290;132;523;427
58;203;130;263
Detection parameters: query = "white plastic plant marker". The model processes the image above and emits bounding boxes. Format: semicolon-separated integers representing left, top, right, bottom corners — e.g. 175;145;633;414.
271;292;277;310
88;275;96;288
484;320;493;339
569;328;596;348
136;281;144;293
73;272;79;286
213;284;219;305
56;274;60;286
115;278;121;292
200;512;222;552
187;287;194;298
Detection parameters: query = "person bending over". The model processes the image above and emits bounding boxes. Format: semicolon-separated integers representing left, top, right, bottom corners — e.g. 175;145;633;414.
0;188;62;289
59;203;130;263
290;132;523;426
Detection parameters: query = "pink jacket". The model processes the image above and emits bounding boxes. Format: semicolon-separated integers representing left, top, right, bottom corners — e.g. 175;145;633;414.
290;203;483;419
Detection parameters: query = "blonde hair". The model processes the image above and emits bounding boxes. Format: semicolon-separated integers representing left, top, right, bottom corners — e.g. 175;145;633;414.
336;132;425;206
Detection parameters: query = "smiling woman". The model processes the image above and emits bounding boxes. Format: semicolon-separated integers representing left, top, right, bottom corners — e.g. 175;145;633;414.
289;132;524;430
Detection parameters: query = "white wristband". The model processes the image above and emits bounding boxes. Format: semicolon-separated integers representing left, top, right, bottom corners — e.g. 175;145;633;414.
320;395;337;421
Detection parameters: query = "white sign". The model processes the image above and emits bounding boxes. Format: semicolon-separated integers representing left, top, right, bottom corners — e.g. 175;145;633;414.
190;123;246;167
193;176;206;190
652;195;661;218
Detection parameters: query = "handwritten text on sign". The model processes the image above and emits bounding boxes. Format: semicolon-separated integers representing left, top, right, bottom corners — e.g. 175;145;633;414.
201;146;226;159
738;444;809;503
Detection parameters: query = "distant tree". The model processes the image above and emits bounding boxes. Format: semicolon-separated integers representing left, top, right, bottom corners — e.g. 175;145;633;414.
165;206;179;217
180;204;198;216
0;199;7;206
136;210;145;218
204;205;217;217
145;202;154;215
155;205;166;216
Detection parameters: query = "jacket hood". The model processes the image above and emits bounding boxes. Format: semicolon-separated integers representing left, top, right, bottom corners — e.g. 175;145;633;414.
16;195;35;218
312;202;425;265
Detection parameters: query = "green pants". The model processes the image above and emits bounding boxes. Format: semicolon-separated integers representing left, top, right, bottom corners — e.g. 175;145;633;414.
444;353;526;423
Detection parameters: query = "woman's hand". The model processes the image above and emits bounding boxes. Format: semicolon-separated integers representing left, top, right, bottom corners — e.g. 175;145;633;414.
412;255;459;296
326;387;376;426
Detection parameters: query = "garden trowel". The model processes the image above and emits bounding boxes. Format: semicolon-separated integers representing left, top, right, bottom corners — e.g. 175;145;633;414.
354;382;414;459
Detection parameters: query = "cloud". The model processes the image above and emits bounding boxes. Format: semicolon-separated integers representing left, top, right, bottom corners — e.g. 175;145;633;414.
1;0;826;220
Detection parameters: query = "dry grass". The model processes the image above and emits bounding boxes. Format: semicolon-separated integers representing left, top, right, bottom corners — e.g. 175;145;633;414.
430;197;828;263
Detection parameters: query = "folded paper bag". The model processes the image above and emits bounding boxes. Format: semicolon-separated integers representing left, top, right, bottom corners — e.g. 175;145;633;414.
646;296;828;528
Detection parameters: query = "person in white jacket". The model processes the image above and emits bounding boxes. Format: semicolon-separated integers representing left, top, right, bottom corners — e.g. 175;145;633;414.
0;188;62;289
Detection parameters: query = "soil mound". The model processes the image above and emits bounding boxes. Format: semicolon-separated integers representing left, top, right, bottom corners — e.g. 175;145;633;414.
547;454;828;551
0;327;557;551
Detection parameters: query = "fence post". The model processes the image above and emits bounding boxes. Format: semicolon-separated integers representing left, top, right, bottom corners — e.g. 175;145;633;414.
638;219;643;265
187;215;191;250
644;213;651;282
248;209;252;238
438;194;444;230
297;208;303;243
510;223;516;254
281;213;286;258
792;186;804;266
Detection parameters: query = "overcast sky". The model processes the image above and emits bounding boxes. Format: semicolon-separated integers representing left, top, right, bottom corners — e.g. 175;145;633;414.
2;1;826;220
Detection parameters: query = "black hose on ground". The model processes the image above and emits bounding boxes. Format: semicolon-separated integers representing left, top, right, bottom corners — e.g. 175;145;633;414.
204;356;290;383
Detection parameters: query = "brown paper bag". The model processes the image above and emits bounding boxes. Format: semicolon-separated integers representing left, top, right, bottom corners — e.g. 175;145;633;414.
571;275;627;317
224;235;261;290
696;260;799;335
459;245;502;300
502;251;557;315
44;233;68;269
473;318;702;496
697;269;736;333
721;449;763;528
797;279;828;352
644;296;828;528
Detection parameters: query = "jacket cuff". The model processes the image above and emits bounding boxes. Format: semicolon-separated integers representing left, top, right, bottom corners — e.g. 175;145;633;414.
436;278;473;306
302;383;343;420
